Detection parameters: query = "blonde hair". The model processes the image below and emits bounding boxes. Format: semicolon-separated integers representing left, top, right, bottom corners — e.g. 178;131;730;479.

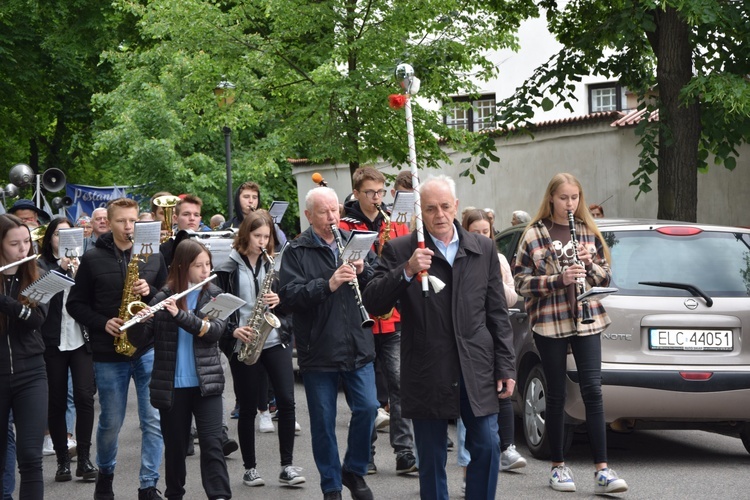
529;173;610;262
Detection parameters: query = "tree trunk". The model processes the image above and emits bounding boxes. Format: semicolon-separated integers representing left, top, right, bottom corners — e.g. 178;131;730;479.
653;7;701;222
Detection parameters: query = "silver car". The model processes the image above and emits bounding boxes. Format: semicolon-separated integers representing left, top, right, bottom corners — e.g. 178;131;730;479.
496;218;750;458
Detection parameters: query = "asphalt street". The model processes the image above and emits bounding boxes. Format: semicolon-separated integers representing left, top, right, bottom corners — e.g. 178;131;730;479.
33;368;749;500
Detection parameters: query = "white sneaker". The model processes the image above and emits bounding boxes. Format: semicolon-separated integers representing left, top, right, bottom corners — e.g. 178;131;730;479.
67;437;77;460
374;407;390;430
294;421;302;435
43;435;54;456
594;467;628;494
259;410;275;433
500;444;527;471
550;465;576;492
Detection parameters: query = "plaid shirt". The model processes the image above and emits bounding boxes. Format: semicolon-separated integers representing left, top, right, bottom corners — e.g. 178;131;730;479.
514;219;611;338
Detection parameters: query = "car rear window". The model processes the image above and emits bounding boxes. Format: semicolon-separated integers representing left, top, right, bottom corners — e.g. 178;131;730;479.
606;229;750;297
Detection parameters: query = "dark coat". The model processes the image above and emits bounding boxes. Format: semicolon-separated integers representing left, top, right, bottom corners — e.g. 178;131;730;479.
362;222;516;419
66;232;168;362
278;226;375;372
0;270;49;375
128;283;226;411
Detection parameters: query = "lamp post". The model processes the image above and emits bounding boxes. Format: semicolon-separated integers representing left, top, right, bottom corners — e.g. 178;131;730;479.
214;79;236;221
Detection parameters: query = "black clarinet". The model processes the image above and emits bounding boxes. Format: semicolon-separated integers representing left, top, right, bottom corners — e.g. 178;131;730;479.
567;211;594;324
330;225;375;329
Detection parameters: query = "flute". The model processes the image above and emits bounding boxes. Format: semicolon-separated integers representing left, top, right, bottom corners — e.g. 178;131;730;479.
0;254;40;273
119;275;217;331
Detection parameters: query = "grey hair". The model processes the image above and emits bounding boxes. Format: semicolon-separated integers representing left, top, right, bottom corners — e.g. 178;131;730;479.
418;174;457;198
483;208;495;216
92;207;107;217
512;210;531;223
305;186;339;212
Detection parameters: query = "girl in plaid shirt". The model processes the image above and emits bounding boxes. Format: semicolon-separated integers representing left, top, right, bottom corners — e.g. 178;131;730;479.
514;173;628;495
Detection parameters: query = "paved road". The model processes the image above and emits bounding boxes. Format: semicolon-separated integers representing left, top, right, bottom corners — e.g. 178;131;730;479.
36;369;749;499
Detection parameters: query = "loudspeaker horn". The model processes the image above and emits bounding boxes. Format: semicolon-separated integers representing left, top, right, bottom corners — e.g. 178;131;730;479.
9;164;35;187
51;196;73;209
41;168;66;192
3;184;19;199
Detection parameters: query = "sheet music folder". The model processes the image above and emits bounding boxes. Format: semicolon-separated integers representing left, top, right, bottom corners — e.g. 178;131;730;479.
577;286;618;302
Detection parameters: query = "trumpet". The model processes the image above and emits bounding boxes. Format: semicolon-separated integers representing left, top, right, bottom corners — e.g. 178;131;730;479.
330;224;374;329
0;254;41;273
567;210;594;325
119;275;217;331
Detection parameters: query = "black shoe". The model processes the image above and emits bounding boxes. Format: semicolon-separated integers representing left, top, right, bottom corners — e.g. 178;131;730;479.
366;460;377;475
55;453;72;482
137;486;163;500
222;437;239;456
324;491;342;500
396;452;418;474
94;472;114;500
186;439;195;456
447;435;454;450
75;455;99;481
341;469;373;500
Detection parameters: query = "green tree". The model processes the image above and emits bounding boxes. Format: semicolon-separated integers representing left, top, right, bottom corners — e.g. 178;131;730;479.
0;0;136;190
89;0;533;227
495;0;750;222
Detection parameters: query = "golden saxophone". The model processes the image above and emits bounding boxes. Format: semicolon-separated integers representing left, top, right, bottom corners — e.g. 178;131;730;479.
374;204;395;321
116;241;149;356
237;248;281;366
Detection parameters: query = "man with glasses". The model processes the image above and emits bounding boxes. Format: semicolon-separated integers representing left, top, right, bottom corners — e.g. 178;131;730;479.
339;167;416;476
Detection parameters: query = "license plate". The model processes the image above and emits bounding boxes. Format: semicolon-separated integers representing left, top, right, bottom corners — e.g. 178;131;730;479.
649;329;733;351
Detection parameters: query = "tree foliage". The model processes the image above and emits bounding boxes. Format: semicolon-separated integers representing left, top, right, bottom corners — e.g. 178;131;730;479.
86;0;531;231
494;0;750;222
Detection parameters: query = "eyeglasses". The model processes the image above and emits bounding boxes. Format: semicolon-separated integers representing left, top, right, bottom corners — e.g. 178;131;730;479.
361;189;387;199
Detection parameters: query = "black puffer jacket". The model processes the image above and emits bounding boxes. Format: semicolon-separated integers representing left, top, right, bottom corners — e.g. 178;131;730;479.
128;283;226;411
67;232;167;362
278;226;376;372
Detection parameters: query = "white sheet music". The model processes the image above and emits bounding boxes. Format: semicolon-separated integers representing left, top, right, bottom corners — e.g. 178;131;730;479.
200;293;246;321
58;228;84;260
21;270;76;304
577;286;619;302
391;191;415;224
268;201;289;224
133;221;162;256
341;230;378;262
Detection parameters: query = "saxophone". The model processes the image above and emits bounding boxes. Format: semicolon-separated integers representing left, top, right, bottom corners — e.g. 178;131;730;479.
237;248;281;365
374;204;395;321
116;246;149;356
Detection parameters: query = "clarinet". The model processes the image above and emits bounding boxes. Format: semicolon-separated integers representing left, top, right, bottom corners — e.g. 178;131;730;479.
330;225;375;328
567;211;594;325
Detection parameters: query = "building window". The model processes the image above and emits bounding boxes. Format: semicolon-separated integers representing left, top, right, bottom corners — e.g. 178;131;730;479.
445;95;496;131
589;83;622;113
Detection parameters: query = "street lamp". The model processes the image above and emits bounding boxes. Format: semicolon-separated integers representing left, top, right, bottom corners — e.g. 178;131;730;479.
214;79;236;220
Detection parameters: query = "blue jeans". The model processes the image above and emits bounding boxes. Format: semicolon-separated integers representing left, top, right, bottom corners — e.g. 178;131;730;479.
94;349;162;489
302;363;378;495
413;378;499;500
65;369;75;436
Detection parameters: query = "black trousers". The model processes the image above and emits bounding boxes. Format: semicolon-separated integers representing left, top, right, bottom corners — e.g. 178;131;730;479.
229;344;296;469
44;345;96;454
159;388;230;500
0;363;48;500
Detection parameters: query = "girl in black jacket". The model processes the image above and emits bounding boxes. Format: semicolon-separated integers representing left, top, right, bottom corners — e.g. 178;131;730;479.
129;239;231;500
38;217;98;482
0;214;49;499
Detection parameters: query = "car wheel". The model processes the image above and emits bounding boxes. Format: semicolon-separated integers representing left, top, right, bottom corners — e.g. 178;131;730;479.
739;423;750;454
522;363;573;459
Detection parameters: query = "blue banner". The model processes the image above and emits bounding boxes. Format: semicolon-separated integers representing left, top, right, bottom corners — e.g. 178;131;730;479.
64;184;138;221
